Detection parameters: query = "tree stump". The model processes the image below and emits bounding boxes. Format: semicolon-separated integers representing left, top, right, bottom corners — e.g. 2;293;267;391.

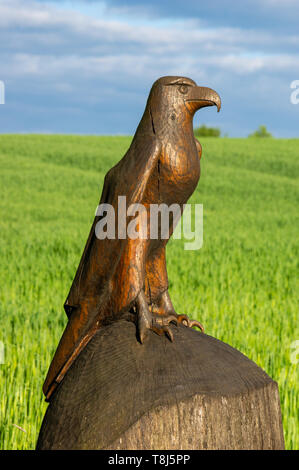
36;319;284;450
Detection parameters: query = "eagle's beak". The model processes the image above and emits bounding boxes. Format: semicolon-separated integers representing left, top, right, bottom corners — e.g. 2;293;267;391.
185;86;221;114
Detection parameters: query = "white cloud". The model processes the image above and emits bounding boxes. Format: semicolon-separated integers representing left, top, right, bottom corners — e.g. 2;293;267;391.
0;0;298;136
1;0;298;53
1;0;298;80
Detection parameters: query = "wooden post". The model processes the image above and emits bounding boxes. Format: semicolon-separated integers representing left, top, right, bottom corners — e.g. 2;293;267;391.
36;320;284;450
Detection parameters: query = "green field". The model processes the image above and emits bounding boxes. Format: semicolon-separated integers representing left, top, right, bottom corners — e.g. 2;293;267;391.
0;135;298;450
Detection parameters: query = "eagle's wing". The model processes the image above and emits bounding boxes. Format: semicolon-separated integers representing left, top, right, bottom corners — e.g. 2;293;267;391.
43;134;162;399
65;133;162;314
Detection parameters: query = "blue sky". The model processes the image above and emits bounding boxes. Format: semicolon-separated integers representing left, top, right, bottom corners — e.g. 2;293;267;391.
0;0;298;136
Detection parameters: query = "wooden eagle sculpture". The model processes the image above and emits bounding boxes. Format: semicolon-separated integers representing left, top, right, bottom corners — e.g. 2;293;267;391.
43;76;221;400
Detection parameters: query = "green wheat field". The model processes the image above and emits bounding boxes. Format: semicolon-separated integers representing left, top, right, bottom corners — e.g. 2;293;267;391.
0;135;298;449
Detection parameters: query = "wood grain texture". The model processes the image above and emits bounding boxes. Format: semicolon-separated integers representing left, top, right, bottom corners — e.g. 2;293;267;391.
36;319;284;450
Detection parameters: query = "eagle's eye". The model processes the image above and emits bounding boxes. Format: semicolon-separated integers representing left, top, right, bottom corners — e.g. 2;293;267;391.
178;84;189;95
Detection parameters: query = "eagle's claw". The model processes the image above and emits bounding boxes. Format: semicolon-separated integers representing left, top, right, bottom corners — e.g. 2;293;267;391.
136;291;204;343
175;314;204;332
138;312;176;343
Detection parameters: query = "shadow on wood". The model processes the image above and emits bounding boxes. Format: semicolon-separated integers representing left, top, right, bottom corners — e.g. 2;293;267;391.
36;319;284;450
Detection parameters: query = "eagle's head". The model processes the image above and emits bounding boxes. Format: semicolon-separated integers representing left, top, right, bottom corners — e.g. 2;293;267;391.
147;76;221;135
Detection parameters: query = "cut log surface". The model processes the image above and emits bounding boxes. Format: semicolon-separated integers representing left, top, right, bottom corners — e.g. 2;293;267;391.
36;319;285;450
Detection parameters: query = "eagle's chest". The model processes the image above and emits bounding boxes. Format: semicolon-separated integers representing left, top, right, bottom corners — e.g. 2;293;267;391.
151;139;200;206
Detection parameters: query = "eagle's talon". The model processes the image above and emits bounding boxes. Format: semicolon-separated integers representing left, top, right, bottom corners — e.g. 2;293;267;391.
151;314;176;341
136;291;176;343
152;324;174;342
176;314;204;332
136;291;203;344
154;313;178;327
165;326;174;342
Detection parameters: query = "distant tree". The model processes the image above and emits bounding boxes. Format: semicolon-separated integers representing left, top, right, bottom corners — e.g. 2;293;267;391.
248;125;272;138
194;125;221;137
